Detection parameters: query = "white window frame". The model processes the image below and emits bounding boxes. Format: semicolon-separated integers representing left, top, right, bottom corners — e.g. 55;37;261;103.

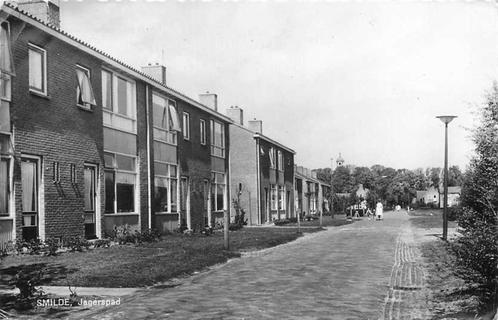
269;148;276;169
200;119;206;145
154;161;178;214
102;68;137;133
277;150;283;172
103;151;138;215
183;112;190;140
152;92;178;145
210;120;225;158
0;156;10;217
270;184;277;210
211;171;226;212
278;185;286;210
28;43;47;96
76;64;96;110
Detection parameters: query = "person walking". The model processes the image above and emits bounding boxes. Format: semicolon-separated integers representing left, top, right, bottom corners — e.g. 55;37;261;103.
376;201;383;220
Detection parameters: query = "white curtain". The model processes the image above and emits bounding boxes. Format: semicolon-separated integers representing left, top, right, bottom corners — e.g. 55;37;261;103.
0;24;13;75
21;161;36;212
0;159;7;214
28;49;43;90
169;103;181;131
84;168;95;211
76;69;96;105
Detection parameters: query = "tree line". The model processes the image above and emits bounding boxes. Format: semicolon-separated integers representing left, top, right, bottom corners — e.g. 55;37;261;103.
314;164;464;211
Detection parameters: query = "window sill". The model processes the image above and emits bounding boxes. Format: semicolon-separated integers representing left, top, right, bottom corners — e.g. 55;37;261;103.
0;216;13;220
77;104;94;112
29;90;50;100
154;212;179;215
104;212;139;216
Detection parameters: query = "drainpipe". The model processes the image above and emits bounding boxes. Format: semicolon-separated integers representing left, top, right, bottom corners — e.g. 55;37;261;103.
145;85;152;229
255;138;261;225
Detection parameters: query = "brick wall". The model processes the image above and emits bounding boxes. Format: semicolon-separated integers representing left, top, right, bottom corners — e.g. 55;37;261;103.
10;18;104;240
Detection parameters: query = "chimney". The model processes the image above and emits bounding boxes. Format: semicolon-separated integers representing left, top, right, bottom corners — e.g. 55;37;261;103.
18;0;60;29
226;106;243;125
199;92;218;112
141;63;166;86
248;118;263;134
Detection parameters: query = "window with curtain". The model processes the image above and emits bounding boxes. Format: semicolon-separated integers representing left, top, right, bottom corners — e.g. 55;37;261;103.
0;158;8;215
102;70;137;133
210;120;225;157
28;44;46;94
102;70;112;110
0;22;13;101
21;159;37;213
182;112;190;140
154;163;177;213
270;184;277;210
277;151;283;171
211;172;225;212
104;153;137;214
76;66;96;109
200;119;206;145
152;93;178;145
84;166;95;212
269;148;276;169
278;185;285;210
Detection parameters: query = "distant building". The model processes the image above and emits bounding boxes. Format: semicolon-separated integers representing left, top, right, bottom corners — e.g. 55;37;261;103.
336;153;345;167
294;166;331;217
227;107;295;225
416;185;461;208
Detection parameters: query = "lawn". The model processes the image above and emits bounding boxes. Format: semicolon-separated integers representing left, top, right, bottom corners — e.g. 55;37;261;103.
408;209;458;229
0;227;323;289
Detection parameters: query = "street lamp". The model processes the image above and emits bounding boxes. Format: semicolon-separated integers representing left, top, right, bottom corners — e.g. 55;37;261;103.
436;115;457;241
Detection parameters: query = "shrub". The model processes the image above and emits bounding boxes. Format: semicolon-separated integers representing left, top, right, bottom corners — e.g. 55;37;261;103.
111;224;136;244
93;239;111;248
44;238;60;256
65;236;90;252
447;206;462;221
134;229;161;244
10;265;45;310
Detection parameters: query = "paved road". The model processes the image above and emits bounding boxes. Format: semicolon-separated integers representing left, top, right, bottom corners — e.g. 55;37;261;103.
69;211;430;320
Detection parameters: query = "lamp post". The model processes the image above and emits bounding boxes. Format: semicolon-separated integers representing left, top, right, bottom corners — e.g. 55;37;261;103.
330;158;334;219
436;115;457;241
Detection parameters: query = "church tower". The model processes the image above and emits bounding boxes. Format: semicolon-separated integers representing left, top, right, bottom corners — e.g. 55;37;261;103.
336;153;345;167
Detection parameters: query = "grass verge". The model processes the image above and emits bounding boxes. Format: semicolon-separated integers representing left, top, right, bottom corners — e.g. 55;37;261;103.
0;227;322;289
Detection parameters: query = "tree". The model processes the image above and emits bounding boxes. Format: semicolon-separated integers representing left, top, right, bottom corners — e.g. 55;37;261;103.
331;166;354;193
448;165;464;187
452;83;498;309
352;166;375;190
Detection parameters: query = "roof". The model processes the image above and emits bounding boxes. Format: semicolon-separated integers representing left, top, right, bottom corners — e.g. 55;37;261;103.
2;3;233;123
230;121;295;154
447;186;462;194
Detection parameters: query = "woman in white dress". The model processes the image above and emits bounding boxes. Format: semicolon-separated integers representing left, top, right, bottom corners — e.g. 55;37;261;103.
376;201;383;220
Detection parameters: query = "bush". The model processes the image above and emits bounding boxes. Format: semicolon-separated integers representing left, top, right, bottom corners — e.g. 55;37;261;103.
451;208;498;307
10;265;45;310
93;239;111;248
447;206;462;221
111;224;136;244
44;238;60;256
65;236;90;252
134;229;161;244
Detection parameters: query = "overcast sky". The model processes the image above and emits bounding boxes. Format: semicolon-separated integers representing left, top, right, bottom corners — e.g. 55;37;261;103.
59;0;498;171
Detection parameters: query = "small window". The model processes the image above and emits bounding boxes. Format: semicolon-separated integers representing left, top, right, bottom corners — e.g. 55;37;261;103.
200;119;206;145
52;162;60;184
102;70;113;110
0;158;9;216
277;150;283;171
269;148;276;169
76;66;96;109
28;44;47;95
70;164;77;184
183;112;190;140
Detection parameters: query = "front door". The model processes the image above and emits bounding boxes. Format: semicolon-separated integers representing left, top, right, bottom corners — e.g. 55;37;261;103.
84;165;97;239
21;158;39;241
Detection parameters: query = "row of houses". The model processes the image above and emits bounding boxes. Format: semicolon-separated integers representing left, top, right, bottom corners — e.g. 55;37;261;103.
0;0;331;247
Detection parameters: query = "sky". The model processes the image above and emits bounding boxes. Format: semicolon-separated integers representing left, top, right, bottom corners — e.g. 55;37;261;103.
58;0;498;171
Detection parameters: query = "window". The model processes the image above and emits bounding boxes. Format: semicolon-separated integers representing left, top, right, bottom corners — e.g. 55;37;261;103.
154;163;177;213
180;177;188;212
76;66;96;109
210;120;225;157
102;70;137;132
84;166;96;212
211;172;225;212
70;164;77;184
183;112;190;140
104;152;137;213
152;93;180;145
0;22;13;101
270;184;277;210
200;119;206;145
21;159;38;214
0;158;8;215
28;44;46;95
102;70;112;110
278;185;285;210
277;150;283;171
52;161;60;183
269;148;276;169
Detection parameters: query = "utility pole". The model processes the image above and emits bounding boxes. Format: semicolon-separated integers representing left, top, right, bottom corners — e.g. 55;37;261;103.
330;158;334;219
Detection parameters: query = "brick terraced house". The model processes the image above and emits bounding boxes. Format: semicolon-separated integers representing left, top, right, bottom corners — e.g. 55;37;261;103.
294;166;331;218
0;0;230;247
226;106;295;225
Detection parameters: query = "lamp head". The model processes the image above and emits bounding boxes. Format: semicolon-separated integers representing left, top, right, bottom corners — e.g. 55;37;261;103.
436;115;457;125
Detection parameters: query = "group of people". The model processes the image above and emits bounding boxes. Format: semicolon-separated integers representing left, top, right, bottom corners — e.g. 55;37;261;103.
365;201;384;220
